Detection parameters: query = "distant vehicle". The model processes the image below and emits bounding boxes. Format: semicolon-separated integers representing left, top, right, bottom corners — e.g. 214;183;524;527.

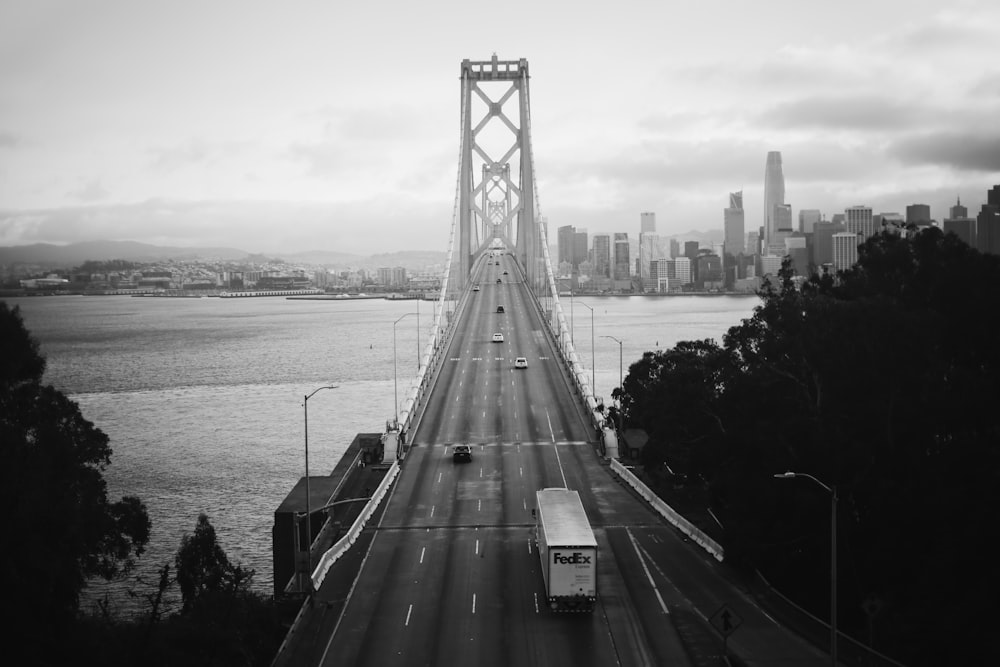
473;285;480;292
514;357;528;369
496;305;505;313
492;333;504;343
496;278;501;284
452;444;472;463
535;488;598;612
503;270;508;275
496;262;500;266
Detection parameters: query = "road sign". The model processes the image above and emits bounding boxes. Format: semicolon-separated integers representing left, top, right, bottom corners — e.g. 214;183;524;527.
710;604;743;638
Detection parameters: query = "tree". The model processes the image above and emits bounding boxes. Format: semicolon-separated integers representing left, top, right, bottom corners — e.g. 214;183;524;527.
175;513;253;613
619;230;1000;665
0;302;151;645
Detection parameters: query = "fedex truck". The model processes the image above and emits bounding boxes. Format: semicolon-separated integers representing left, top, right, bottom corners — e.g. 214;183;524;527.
535;488;598;612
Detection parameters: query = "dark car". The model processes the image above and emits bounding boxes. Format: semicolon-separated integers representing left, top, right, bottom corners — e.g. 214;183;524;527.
496;305;505;313
452;444;472;462
496;278;501;283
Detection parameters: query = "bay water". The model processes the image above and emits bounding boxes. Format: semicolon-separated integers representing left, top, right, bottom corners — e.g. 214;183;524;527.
9;292;757;616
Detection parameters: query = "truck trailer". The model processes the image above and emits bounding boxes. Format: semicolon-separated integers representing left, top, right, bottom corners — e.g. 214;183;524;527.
535;488;598;612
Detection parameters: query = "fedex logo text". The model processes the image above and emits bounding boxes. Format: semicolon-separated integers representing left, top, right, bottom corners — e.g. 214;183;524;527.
552;551;592;565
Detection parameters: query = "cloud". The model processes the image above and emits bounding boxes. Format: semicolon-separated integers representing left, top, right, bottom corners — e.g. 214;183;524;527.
888;132;1000;172
67;179;110;202
148;138;249;171
756;95;928;132
0;197;452;255
0;131;21;149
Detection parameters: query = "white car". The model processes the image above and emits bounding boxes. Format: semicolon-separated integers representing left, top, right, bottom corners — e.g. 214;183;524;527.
472;284;480;292
492;333;504;343
514;357;528;369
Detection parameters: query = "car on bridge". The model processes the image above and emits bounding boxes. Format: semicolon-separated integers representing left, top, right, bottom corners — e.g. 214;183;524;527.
496;305;504;313
452;444;472;462
503;270;508;275
492;333;504;343
514;357;528;369
472;284;480;291
496;278;501;283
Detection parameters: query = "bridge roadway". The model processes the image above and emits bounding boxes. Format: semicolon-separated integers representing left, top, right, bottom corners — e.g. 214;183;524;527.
279;252;832;666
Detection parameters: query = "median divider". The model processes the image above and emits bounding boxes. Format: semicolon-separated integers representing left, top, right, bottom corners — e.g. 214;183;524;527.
310;460;401;590
609;459;724;562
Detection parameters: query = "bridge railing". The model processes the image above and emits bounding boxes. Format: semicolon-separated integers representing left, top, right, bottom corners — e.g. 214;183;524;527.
519;224;608;438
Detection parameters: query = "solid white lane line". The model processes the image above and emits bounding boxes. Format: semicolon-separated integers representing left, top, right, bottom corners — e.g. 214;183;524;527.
627;528;669;615
437;472;442;484
419;547;425;564
472;593;477;614
475;539;479;555
545;409;556;442
405;604;413;626
430;505;435;518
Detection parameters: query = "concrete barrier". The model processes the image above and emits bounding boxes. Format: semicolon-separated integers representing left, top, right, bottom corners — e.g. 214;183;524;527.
310;460;401;589
609;459;724;562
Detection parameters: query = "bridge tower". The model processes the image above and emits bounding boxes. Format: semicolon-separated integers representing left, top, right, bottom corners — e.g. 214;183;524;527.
456;56;540;289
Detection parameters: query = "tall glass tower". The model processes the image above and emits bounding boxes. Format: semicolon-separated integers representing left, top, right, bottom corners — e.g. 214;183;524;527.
763;151;785;249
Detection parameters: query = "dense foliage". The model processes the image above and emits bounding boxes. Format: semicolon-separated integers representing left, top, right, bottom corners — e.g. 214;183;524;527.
620;228;1000;666
1;301;151;647
1;303;287;665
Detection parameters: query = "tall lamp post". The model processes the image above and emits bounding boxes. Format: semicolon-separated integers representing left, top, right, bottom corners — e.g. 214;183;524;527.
303;384;338;596
577;301;596;394
774;471;838;667
393;312;419;424
601;335;623;408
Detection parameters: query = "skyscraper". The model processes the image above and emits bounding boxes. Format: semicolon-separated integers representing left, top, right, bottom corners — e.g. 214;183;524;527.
949;197;967;219
640;211;656;233
613;233;630;281
724;191;745;257
799;209;821;234
638;231;659;290
846;206;875;239
592;234;611;278
763;151;785;249
906;204;931;225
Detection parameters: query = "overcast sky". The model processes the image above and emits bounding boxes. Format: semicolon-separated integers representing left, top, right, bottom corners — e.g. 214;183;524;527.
2;0;999;255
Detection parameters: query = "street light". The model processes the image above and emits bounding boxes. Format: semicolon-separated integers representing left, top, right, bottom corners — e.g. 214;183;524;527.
601;335;623;408
774;471;838;667
393;312;419;425
303;384;338;596
576;301;596;394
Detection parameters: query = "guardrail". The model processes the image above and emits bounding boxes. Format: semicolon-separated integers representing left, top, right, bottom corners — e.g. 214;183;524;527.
310;460;401;589
609;459;724;562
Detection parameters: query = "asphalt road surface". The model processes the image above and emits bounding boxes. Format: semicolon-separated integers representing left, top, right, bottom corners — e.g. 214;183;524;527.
297;252;832;667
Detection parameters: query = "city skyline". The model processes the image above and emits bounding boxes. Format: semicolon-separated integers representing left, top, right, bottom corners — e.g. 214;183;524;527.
2;1;999;255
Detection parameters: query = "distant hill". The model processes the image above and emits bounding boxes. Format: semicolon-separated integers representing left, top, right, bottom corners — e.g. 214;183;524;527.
0;240;448;271
0;241;251;267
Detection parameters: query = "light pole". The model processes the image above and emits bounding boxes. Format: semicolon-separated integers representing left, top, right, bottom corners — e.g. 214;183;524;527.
393;312;418;424
774;471;838;667
601;335;623;408
577;301;595;394
303;384;338;596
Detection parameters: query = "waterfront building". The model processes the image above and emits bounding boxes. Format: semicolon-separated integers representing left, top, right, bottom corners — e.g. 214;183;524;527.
764;151;785;248
746;230;760;257
674;256;692;285
558;225;577;269
613;233;631;281
759;254;783;278
639;231;660;291
592;234;611;277
669;237;680;259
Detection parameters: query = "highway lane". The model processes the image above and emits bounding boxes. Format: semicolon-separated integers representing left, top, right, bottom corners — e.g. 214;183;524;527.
312;250;832;667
